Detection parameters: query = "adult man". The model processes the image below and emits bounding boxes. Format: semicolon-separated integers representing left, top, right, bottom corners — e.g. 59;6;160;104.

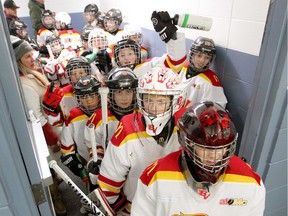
3;0;20;29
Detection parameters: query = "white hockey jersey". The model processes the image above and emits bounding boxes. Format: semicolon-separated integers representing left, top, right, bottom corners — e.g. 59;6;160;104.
132;150;266;216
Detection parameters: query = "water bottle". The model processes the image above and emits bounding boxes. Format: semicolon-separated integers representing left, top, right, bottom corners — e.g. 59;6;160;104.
173;14;212;31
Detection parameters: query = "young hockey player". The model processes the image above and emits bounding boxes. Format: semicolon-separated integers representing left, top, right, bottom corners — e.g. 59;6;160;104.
179;36;228;108
42;56;93;126
122;24;148;62
103;8;123;47
43;34;77;87
85;28;113;82
36;9;55;47
60;75;101;182
55;11;82;50
113;38;141;70
84;67;138;187
132;101;266;216
84;66;187;215
83;3;99;28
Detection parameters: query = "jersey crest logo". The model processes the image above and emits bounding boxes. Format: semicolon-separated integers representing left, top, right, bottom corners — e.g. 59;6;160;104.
148;124;157;133
198;189;211;200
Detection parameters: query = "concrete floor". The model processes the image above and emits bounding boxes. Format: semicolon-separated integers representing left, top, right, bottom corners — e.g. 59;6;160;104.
57;162;89;216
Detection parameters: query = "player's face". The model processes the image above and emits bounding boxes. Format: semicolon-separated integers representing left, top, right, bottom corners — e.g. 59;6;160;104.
90;37;106;49
191;51;212;69
113;89;134;109
43;16;54;26
49;41;62;54
143;94;171;115
194;145;228;166
20;50;36;70
85;12;95;22
117;48;137;67
70;68;88;84
6;8;17;16
16;28;28;40
80;93;100;111
104;19;117;32
129;34;142;44
82;40;89;49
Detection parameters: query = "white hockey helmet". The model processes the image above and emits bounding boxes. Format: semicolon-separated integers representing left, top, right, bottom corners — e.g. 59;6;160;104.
88;28;108;50
55;12;71;29
122;24;143;45
137;66;186;136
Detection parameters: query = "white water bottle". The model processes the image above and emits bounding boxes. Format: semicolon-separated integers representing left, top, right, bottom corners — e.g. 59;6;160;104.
173;14;212;31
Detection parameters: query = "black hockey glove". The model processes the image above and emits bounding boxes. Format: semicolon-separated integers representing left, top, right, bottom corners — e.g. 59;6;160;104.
87;159;102;185
61;154;89;182
95;49;113;75
151;11;178;43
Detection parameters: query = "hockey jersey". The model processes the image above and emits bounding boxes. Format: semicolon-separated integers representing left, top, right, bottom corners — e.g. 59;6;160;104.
179;62;228;108
60;106;90;163
98;108;186;212
131;150;265;216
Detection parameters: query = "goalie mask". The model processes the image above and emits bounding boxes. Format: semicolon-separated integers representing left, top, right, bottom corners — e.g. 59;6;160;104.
188;36;216;75
74;75;101;116
105;67;138;116
138;66;185;136
177;101;237;189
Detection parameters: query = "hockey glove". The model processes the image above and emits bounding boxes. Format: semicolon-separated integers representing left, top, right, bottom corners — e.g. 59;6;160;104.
151;11;178;43
87;159;102;185
61;154;89;182
95;50;113;75
42;82;63;116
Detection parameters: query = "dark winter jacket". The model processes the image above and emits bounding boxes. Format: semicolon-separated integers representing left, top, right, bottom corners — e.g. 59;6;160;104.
28;0;45;38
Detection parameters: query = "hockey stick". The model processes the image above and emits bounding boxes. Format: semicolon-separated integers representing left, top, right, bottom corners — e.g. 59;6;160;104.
99;87;109;151
46;44;55;59
88;123;98;162
49;160;105;216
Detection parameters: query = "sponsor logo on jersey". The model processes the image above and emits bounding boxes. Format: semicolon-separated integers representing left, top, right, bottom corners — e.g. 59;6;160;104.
219;198;248;206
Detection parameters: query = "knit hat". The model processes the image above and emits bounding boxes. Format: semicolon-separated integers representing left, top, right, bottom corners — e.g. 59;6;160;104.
10;35;34;60
4;0;20;9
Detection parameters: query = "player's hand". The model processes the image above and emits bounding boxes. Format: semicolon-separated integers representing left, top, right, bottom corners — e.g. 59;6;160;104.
87;159;102;185
151;11;178;43
42;82;63;116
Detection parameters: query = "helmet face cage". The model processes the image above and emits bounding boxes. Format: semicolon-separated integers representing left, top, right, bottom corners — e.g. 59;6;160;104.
137;66;185;135
74;75;101;116
177;102;238;183
46;36;63;56
189;37;216;73
88;29;108;50
114;39;141;70
66;57;92;85
10;20;28;40
41;10;55;29
106;68;138;115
